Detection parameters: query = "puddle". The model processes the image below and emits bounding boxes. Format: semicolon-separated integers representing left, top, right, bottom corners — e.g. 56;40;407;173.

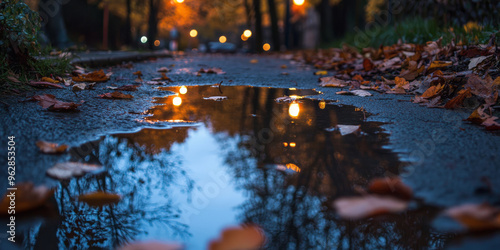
10;86;460;249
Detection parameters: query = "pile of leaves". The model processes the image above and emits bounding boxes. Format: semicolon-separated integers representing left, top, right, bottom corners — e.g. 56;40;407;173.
293;37;500;131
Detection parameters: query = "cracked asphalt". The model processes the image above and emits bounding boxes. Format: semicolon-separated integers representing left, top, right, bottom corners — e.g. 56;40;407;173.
1;53;499;247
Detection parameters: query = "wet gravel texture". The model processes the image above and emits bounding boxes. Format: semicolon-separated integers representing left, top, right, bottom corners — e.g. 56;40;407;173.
0;53;499;207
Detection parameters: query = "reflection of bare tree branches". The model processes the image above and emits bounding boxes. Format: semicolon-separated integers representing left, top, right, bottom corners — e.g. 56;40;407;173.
54;136;193;249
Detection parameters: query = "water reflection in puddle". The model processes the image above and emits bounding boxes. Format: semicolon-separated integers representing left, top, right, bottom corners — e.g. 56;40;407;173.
20;86;457;249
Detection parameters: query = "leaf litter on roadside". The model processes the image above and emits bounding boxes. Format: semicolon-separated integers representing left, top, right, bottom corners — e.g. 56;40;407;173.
27;94;81;112
72;69;111;82
98;91;134;99
36;141;68;154
294;39;500;132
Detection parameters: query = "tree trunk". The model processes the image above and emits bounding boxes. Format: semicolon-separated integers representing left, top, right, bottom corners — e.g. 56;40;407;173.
147;0;159;50
266;0;280;51
125;0;132;46
319;0;333;43
253;0;263;52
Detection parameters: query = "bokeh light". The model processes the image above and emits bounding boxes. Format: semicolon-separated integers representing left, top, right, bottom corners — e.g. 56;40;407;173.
154;40;160;46
173;96;182;106
219;36;227;43
190;29;198;38
243;29;252;38
289;102;300;117
140;36;148;43
263;43;271;51
293;0;305;5
175;0;184;3
179;86;188;95
241;34;248;41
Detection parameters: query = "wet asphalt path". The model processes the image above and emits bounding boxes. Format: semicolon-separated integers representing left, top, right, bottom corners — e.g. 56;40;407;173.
0;54;499;243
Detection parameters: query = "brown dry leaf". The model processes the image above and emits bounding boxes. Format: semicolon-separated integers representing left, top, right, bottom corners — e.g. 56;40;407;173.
0;182;54;215
36;141;68;154
444;203;500;231
445;89;472;109
119;241;183;250
98;91;133;99
368;177;413;200
250;59;258;64
46;162;104;180
363;58;374;71
319;76;348;87
352;74;364;81
281;64;288;69
424;40;441;56
28;81;64;89
421;83;444;99
157;67;170;72
468;56;492;70
399;61;424;81
115;84;139;91
464;74;494;99
482;116;500;131
199;68;226;74
465;106;487;124
428;61;452;72
334;195;408;220
72;69;110;82
394;77;410;90
133;70;143;76
32;94;81;112
78;191;121;207
152;73;174;82
314;70;328;76
208;225;266;250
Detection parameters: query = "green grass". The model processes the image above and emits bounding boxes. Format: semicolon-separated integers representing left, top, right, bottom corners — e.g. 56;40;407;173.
325;17;499;49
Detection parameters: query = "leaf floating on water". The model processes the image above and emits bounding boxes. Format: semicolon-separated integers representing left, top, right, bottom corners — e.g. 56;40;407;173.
208;224;266;250
98;91;134;99
46;162;104;180
275;96;300;103
78;191;121;207
119;241;184;250
36;141;68;154
368;177;413;200
336;90;372;97
444;203;500;231
334;195;409;220
336;125;361;136
203;96;228;101
0;182;54;215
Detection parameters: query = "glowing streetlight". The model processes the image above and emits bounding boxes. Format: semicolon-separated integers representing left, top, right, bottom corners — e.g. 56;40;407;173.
263;43;271;51
219;36;227;43
190;29;198;38
289;102;300;117
140;36;148;43
293;0;305;5
173;96;182;106
243;29;252;38
179;86;187;94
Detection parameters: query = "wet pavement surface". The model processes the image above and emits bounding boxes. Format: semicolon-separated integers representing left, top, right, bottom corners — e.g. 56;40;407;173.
1;54;500;249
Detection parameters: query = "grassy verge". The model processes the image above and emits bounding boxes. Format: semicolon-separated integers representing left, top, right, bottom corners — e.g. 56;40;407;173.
324;17;499;49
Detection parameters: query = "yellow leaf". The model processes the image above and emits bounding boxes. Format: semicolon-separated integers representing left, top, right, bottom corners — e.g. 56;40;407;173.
315;70;328;76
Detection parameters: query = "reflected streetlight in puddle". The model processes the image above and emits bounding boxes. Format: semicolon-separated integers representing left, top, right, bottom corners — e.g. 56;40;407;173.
179;86;188;95
289;142;296;147
173;96;182;106
289;102;300;118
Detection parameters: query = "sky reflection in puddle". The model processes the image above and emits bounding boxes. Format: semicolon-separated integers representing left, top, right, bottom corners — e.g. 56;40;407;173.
22;85;459;249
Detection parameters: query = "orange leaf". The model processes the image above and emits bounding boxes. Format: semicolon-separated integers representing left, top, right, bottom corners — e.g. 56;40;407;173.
444;203;500;231
352;74;364;81
132;70;143;76
41;77;60;83
78;191;121;207
36;141;68;154
363;58;374;71
444;88;472;109
368;177;413;200
209;225;266;250
319;76;348;87
72;69;110;82
334;195;408;220
428;61;452;72
0;182;54;215
420;83;444;99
